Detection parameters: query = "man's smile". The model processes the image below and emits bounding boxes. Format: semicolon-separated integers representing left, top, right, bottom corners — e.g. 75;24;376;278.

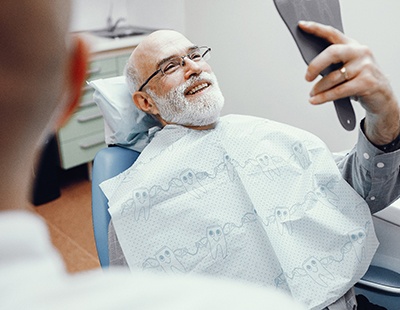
185;82;211;96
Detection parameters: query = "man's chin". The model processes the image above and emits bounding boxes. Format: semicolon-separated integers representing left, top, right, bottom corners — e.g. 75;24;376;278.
184;114;221;127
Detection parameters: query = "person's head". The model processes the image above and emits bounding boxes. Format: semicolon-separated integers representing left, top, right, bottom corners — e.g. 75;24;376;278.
125;30;224;129
0;0;88;210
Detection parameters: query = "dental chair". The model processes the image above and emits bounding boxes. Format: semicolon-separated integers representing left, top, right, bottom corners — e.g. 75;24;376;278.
89;75;159;267
91;146;140;267
354;213;400;309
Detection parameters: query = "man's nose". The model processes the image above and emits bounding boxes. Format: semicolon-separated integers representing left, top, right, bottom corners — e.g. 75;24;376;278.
182;58;202;80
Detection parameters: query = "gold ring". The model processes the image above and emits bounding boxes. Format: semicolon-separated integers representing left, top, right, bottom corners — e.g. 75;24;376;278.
340;66;349;80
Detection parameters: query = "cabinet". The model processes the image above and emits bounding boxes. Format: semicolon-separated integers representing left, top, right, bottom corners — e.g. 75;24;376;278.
57;50;132;169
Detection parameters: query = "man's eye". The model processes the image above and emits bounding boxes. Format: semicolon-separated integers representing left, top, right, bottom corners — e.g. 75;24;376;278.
163;62;179;73
189;52;202;60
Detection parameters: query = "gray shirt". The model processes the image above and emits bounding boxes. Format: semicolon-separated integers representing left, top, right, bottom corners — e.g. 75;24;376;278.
335;124;400;214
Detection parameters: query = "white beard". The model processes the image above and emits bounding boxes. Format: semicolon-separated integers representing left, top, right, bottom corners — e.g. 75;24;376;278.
147;72;225;127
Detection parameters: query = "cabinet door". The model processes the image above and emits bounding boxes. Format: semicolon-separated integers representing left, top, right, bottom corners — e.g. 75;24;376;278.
57;50;134;170
58;105;104;142
116;54;131;75
57;56;119;169
59;132;106;169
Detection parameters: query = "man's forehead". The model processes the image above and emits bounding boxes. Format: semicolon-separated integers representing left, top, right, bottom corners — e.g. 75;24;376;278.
149;30;192;49
134;30;194;67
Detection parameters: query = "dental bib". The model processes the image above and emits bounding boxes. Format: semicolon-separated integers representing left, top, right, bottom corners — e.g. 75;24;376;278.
101;114;378;310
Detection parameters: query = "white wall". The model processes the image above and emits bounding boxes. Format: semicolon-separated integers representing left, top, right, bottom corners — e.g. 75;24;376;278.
70;0;185;33
70;0;113;31
125;0;185;32
185;0;400;151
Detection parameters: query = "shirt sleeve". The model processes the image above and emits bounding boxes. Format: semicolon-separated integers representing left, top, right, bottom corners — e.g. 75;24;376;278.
335;122;400;214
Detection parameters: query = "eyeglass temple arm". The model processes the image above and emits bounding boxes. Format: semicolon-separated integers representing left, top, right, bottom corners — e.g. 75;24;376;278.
138;69;161;91
202;47;211;57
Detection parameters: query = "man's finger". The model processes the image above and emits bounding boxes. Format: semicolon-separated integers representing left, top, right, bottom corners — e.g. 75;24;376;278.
298;21;349;45
309;78;361;105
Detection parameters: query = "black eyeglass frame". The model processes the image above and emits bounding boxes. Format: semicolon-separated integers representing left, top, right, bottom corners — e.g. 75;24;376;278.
137;46;211;91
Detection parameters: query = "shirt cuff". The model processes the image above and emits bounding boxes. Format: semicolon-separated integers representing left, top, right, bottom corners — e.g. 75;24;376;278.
356;124;400;207
360;118;400;153
356;126;400;178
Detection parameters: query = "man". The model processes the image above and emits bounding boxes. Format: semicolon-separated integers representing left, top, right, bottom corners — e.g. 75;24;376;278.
103;23;400;309
0;1;307;309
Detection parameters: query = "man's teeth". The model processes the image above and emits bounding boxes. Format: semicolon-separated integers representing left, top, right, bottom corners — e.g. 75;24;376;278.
187;83;209;95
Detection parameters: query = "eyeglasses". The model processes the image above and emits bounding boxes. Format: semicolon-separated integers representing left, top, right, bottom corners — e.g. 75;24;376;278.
138;46;211;91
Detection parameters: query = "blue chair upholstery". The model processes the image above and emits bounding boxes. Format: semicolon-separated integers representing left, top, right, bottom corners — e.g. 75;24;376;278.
91;146;140;267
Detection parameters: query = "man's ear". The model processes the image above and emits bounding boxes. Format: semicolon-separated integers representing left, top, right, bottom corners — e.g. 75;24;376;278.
132;91;159;115
57;36;89;127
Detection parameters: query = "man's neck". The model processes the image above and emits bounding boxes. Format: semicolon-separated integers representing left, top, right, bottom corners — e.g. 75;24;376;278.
183;122;216;130
157;116;217;131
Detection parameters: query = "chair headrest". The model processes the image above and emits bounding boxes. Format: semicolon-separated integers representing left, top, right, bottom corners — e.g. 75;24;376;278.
89;76;161;152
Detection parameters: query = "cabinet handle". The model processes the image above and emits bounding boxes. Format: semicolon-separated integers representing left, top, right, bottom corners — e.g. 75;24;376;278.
80;100;96;108
82;85;93;92
79;137;105;150
87;66;102;75
77;111;103;123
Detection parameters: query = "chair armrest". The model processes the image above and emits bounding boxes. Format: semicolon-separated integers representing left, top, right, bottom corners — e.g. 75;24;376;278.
358;265;400;294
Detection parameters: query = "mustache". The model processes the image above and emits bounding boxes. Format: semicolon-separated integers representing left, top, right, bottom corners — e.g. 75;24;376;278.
180;72;215;93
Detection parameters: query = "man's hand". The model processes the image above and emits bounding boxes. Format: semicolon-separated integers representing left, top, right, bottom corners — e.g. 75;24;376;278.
299;21;400;145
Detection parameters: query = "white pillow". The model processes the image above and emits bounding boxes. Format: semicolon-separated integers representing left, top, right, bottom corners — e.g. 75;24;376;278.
89;76;161;152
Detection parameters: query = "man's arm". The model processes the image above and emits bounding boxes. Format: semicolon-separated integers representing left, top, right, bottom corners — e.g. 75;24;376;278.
299;21;400;212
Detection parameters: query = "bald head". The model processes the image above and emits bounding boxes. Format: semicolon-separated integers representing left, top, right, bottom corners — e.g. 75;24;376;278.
0;0;88;210
0;0;70;70
125;30;195;94
0;0;71;146
133;30;193;72
0;0;70;91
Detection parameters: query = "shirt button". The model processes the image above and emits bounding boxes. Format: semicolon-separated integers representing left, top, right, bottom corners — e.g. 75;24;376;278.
377;162;385;168
370;196;376;201
363;153;370;159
